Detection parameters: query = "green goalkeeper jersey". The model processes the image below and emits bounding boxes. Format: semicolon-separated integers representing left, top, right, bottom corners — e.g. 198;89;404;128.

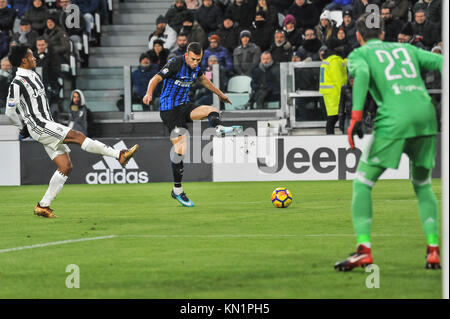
348;39;442;139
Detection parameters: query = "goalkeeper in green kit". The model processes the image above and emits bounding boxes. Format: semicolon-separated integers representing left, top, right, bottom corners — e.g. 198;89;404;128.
334;13;443;271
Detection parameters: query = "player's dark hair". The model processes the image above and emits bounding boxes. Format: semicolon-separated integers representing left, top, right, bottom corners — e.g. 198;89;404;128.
8;44;29;67
187;42;202;55
356;12;384;42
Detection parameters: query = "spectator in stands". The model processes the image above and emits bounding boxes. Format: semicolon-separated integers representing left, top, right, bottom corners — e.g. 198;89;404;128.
169;33;188;58
147;39;170;70
179;11;207;49
24;0;49;35
12;19;39;51
352;0;382;20
255;0;278;29
272;0;293;14
10;0;30;19
283;14;302;51
287;0;320;32
333;27;351;58
34;36;61;108
72;0;101;38
226;0;253;31
202;34;233;74
215;0;234;16
0;30;9;60
323;0;353;12
319;39;347;135
148;15;177;52
43;15;71;62
185;0;201;11
341;9;358;49
166;0;189;33
216;14;240;54
233;29;261;76
193;54;228;106
269;29;292;63
59;0;86;63
0;0;17;33
131;53;159;111
384;0;409;21
381;3;404;42
68;90;91;136
397;22;413;43
195;0;222;35
315;10;337;44
413;0;442;27
250;11;274;52
296;28;322;61
245;51;280;109
412;9;441;49
0;57;13;114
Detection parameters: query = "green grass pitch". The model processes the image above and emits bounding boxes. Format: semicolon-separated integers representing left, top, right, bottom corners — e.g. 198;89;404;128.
0;180;442;299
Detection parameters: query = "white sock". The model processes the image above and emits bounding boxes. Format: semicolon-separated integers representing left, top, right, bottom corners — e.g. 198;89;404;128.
173;186;183;195
40;170;68;207
81;138;120;159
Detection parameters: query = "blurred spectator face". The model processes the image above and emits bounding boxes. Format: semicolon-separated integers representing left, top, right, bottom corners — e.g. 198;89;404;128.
157;22;167;30
223;18;233;29
291;55;301;62
72;92;81;105
320;18;329;27
208;56;218;66
397;33;411;43
337;29;346;40
241;36;250;46
175;0;184;8
33;0;43;8
274;32;285;45
343;15;352;26
1;58;11;72
60;0;71;9
0;0;7;9
203;0;212;7
304;29;316;40
258;0;267;7
415;11;426;24
285;22;295;31
140;57;151;67
153;43;163;54
177;35;188;48
47;19;56;30
20;23;32;33
260;52;272;65
235;0;243;5
209;38;219;49
36;39;48;53
295;0;305;7
381;8;392;21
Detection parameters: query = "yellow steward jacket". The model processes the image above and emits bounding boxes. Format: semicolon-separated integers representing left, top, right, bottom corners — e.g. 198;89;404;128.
319;55;348;116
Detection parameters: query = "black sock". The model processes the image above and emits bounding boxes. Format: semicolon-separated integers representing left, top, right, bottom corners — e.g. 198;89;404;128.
208;112;222;128
171;153;184;188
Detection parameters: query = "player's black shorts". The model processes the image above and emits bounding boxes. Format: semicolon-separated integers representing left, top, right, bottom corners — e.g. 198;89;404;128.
160;102;198;135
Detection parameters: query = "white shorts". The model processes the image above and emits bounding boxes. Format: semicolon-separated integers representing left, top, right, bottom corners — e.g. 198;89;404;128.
37;121;72;160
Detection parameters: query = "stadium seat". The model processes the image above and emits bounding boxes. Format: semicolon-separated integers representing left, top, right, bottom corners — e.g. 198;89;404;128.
227;75;252;93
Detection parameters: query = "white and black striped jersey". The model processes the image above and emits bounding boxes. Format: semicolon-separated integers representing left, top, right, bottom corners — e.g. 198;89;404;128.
6;68;54;139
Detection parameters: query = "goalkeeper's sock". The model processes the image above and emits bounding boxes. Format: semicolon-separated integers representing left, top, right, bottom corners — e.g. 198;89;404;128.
40;170;68;207
352;180;373;246
208;112;222;128
413;182;439;246
81;137;120;159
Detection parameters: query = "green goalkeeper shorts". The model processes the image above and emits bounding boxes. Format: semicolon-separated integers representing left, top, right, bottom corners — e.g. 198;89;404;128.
360;134;436;170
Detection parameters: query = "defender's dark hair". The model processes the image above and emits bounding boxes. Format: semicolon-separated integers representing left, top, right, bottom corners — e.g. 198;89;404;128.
187;42;202;55
8;44;29;67
356;12;384;42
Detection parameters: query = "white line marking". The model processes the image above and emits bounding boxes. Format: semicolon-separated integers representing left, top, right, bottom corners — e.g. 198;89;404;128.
119;234;297;238
0;235;116;254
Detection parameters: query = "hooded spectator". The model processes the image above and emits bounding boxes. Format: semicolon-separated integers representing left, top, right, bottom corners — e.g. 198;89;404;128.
269;30;292;63
24;0;49;35
381;4;404;42
149;15;177;52
68;89;91;136
43;14;71;62
202;33;233;73
12;19;39;51
233;29;261;76
296;28;322;61
179;11;207;49
194;0;222;35
283;14;302;50
147;39;170;70
287;0;320;31
0;0;17;33
216;14;240;54
250;11;274;52
226;0;253;30
165;0;189;33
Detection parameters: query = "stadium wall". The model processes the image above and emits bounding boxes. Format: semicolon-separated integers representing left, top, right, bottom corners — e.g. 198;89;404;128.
0;134;442;186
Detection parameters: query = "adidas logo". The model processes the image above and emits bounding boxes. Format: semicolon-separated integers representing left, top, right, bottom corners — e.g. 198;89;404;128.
85;141;149;184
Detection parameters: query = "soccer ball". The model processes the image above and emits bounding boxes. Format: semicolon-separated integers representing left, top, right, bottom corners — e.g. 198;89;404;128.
271;187;293;208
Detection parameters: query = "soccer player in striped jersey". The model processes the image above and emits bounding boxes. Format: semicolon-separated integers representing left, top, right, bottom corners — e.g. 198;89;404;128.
334;14;442;271
5;45;140;218
143;42;243;207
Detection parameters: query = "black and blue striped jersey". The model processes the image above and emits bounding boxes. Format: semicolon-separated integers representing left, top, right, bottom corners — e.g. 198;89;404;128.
158;55;203;111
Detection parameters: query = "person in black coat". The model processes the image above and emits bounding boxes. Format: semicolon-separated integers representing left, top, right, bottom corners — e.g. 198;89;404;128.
296;28;322;61
165;0;189;33
287;0;319;32
341;10;358;50
12;19;39;51
194;0;222;35
269;29;292;63
216;15;240;54
0;0;17;33
282;14;302;51
250;11;274;52
147;39;170;70
226;0;254;31
381;4;404;42
131;53;159;111
411;9;441;49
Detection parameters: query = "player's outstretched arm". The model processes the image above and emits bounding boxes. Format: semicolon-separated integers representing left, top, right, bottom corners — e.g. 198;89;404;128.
143;74;163;105
198;75;232;104
5;83;24;129
411;45;443;73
